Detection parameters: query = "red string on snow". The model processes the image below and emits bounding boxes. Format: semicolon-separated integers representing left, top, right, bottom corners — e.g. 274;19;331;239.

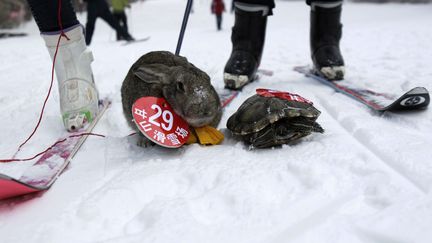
1;0;128;163
2;0;89;163
0;133;105;163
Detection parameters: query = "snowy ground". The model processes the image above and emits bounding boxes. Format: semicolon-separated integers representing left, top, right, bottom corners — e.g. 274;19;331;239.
1;0;432;242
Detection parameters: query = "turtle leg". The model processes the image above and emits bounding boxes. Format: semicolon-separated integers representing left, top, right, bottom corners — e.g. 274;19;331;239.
248;119;323;148
288;117;324;133
247;128;279;148
248;124;302;148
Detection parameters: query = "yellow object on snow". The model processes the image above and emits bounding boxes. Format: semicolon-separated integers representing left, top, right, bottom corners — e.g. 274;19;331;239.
186;130;198;144
186;126;224;145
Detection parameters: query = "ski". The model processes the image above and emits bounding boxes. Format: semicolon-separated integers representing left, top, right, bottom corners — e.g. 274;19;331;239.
0;32;27;39
0;99;111;201
294;66;430;111
0;90;236;201
217;89;239;108
121;36;151;46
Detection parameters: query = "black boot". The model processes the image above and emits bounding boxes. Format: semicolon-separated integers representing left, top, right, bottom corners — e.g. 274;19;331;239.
224;7;267;90
310;5;345;80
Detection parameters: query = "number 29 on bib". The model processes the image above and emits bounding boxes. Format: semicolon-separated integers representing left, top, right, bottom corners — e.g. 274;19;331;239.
132;97;190;148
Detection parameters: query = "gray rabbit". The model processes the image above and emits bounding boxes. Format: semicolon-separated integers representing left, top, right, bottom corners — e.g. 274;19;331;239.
121;51;222;146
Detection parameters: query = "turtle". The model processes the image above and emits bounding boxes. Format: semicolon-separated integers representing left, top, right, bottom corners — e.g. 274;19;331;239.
226;89;324;148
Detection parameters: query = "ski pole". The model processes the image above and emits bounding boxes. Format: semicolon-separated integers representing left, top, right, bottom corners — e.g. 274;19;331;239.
175;0;193;55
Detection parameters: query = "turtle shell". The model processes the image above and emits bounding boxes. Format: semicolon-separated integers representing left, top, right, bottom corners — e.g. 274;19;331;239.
227;94;322;135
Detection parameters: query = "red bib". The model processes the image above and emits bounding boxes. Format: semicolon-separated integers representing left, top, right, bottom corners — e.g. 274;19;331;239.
132;97;190;148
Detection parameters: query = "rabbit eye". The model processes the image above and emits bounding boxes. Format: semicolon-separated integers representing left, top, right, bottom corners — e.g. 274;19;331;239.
176;81;185;93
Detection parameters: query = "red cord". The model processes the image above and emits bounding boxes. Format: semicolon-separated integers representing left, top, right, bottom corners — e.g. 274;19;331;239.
1;1;128;164
3;0;79;163
0;133;105;163
16;0;69;153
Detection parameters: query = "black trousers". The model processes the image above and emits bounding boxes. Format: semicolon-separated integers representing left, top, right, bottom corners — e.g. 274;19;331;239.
234;0;342;15
26;0;79;33
216;14;222;30
113;11;128;40
85;0;130;45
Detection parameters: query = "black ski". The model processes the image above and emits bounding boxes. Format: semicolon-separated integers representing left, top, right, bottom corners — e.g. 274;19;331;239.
0;32;27;39
294;66;429;111
121;36;151;46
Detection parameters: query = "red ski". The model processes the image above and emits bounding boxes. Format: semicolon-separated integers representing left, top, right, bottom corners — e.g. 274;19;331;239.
217;88;239;108
0;100;110;200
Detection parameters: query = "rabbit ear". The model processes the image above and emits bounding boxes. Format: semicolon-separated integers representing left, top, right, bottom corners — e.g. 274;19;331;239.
133;64;171;84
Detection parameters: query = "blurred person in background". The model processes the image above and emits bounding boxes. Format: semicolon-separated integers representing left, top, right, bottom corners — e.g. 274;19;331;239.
83;0;134;45
0;0;26;29
211;0;225;31
111;0;131;41
223;0;345;90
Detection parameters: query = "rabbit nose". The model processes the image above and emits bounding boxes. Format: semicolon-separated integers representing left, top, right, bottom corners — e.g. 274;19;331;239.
186;103;213;117
187;104;200;114
203;110;213;116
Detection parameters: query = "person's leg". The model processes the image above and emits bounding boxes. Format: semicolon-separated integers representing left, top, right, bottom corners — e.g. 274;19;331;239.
99;3;133;41
234;0;275;14
26;0;78;32
220;14;223;30
121;11;128;33
85;1;98;45
26;0;99;131
112;12;123;40
223;0;275;90
308;0;345;80
216;14;222;30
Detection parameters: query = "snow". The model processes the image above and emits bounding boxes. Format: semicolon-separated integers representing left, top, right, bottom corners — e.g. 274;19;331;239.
1;0;432;242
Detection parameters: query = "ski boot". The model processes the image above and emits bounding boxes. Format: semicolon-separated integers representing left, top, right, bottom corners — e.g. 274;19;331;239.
310;3;345;80
224;3;268;90
42;25;99;132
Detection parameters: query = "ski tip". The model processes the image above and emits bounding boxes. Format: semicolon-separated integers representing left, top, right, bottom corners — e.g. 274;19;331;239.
387;87;430;111
121;36;151;46
406;87;429;95
0;174;44;201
